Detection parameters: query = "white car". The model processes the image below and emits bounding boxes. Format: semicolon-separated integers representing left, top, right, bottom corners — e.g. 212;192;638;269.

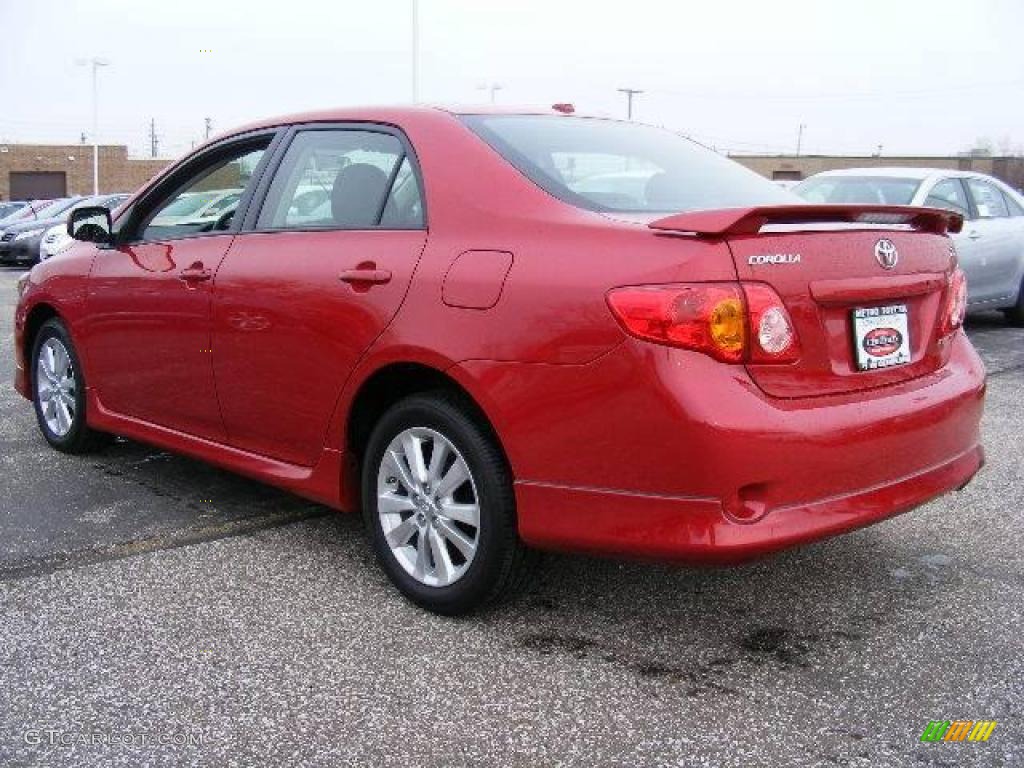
38;193;130;261
796;168;1024;323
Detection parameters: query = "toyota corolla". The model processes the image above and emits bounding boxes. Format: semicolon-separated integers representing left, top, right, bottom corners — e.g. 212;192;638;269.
13;106;985;614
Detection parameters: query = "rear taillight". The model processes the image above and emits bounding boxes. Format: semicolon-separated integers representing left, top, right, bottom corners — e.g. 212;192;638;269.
940;268;967;336
606;282;798;364
742;283;800;363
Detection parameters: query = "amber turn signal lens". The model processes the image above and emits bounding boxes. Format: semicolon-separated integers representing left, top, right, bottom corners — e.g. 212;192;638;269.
709;298;745;353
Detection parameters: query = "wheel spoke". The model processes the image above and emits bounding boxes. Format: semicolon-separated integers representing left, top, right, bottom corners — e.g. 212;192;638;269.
401;432;429;485
384;449;418;494
436;517;477;560
426;439;449;483
52;343;70;378
439;501;479;528
384;515;419;548
428;527;454;583
44;344;57;378
435;458;469;499
378;492;416;516
55;399;71;434
412;531;430;581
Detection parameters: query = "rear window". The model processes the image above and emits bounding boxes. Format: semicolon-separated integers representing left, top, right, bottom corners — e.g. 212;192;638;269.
461;115;796;213
795;176;921;205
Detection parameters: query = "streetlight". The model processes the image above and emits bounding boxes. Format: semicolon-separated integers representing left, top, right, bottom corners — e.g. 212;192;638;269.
75;57;111;195
617;88;643;120
476;82;504;104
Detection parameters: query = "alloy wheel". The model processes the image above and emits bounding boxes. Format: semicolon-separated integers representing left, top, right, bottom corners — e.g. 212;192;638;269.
376;427;481;588
36;337;77;437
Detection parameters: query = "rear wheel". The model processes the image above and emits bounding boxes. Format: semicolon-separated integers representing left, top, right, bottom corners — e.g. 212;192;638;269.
31;318;109;453
361;393;534;615
1003;277;1024;326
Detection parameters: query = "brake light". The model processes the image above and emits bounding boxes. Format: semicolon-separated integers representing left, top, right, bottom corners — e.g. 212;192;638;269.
606;282;798;364
941;268;967;336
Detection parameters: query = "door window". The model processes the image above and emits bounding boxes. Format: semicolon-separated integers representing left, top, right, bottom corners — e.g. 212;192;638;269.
257;129;424;230
923;178;970;217
966;178;1010;219
136;143;268;242
1002;190;1024;217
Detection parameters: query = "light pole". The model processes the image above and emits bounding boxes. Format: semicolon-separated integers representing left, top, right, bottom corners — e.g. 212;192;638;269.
476;82;504;103
411;0;419;102
617;88;643;120
76;57;110;195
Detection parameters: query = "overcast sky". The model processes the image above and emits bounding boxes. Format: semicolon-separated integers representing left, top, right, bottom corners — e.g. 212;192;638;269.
2;0;1022;159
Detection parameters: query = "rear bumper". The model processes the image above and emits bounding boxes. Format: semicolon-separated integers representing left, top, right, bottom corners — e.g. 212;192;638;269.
474;331;986;562
516;443;982;563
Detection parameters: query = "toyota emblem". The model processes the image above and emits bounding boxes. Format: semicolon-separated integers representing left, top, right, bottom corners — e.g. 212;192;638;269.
874;239;899;270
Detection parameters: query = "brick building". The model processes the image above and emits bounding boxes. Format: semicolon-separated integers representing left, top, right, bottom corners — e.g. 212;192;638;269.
0;143;172;201
731;153;1024;191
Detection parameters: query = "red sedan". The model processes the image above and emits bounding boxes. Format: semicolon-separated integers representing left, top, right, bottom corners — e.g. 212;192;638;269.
13;106;985;614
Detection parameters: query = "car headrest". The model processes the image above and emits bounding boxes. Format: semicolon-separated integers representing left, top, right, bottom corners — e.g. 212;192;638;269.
331;163;389;227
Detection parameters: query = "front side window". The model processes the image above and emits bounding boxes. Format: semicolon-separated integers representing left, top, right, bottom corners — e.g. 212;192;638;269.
257;129;424;230
461;115;796;214
795;176;921;205
967;178;1010;219
924;178;970;216
137;143;267;241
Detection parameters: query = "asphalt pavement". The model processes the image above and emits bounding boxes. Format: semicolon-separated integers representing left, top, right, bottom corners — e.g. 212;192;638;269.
0;265;1021;767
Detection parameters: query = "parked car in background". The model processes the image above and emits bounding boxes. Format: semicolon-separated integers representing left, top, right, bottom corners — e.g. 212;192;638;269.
0;201;30;222
0;197;90;266
38;194;130;262
0;199;58;227
14;107;984;614
796;168;1024;323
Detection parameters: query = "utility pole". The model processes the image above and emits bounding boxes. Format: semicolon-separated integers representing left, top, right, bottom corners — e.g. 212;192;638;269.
617;88;643;120
796;123;806;156
149;118;159;158
76;57;111;195
411;0;419;102
476;82;504;103
204;117;212;140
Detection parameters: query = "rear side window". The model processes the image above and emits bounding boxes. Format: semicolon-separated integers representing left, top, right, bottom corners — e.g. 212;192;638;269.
967;178;1010;219
924;178;970;216
795;176;921;205
461;115;796;213
257;129;424;230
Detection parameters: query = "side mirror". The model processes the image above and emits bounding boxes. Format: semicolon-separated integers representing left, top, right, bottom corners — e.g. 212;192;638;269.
67;206;113;244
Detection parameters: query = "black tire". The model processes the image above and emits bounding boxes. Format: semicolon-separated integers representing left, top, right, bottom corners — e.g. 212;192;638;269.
361;392;536;615
30;318;110;453
1003;278;1024;326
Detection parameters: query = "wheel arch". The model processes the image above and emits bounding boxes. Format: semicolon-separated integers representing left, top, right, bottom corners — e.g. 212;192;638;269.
22;302;63;379
340;360;511;508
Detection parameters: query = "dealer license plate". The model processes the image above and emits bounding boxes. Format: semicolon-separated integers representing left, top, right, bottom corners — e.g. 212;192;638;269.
852;304;911;371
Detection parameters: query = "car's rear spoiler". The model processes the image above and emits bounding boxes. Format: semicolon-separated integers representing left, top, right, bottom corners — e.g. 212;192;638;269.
648;205;963;237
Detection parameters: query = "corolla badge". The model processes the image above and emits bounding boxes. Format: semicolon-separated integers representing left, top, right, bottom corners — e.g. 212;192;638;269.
862;327;903;357
874;238;899;270
748;253;801;265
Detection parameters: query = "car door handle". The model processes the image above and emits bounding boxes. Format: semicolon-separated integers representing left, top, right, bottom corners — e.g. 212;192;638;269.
339;268;392;285
179;265;213;282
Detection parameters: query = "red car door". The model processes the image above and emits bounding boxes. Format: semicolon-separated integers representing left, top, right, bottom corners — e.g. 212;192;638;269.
211;127;427;465
84;138;274;441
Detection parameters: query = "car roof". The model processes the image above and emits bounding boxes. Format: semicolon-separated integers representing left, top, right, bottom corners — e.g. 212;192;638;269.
807;167;986;182
210;104;609;143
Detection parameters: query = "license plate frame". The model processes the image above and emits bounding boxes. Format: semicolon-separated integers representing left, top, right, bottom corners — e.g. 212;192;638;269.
852;304;911;371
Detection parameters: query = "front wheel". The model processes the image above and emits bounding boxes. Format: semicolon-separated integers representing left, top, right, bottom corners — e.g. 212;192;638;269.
31;318;110;453
361;393;535;615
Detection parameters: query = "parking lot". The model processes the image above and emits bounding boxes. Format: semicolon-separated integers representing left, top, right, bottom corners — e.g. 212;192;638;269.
0;263;1021;766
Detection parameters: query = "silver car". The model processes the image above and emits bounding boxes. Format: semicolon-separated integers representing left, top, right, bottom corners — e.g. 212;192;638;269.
796;168;1024;324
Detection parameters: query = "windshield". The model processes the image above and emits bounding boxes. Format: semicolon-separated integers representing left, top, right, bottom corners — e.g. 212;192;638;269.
32;198;79;219
160;191;222;217
461;115;798;214
795;176;922;205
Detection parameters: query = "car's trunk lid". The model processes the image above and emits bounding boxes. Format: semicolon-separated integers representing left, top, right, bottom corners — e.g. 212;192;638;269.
648;205;962;398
